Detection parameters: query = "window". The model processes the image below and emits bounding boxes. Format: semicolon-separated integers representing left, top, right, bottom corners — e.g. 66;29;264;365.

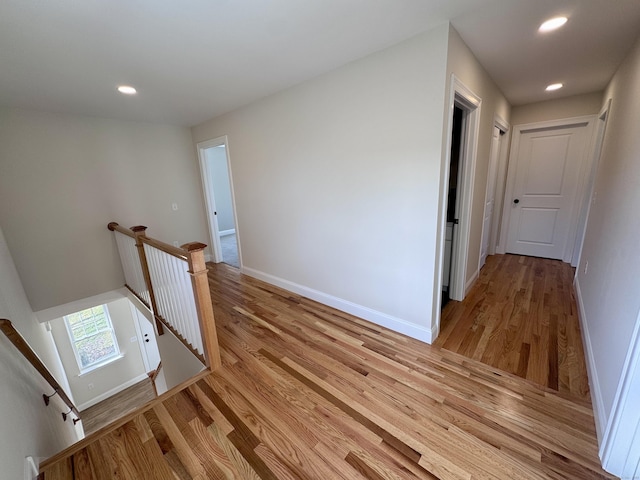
64;305;120;372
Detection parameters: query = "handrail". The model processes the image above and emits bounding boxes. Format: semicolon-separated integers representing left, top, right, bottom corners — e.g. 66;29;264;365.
109;222;164;335
0;319;80;419
108;222;187;260
141;236;187;260
107;221;135;238
108;222;221;370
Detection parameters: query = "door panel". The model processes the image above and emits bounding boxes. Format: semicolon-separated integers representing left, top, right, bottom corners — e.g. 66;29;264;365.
518;208;558;244
480;126;501;267
134;308;161;371
524;135;570;195
506;123;589;260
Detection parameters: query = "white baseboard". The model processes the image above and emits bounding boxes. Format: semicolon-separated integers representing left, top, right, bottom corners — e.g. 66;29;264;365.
205;253;214;262
77;373;149;411
600;309;640;478
241;266;435;343
219;229;236;237
465;270;479;297
574;277;607;441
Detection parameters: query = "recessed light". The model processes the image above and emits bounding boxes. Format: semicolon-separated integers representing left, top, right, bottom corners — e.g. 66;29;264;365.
539;16;568;32
546;83;564;91
117;85;137;95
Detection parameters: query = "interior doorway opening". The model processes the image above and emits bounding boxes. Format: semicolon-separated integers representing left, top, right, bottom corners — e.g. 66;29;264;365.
197;136;241;268
442;105;464;307
439;77;481;309
479;119;509;270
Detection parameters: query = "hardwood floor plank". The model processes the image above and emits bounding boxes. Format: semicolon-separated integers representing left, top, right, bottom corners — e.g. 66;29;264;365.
206;420;262;480
548;314;559;390
516;342;531;377
187;383;235;436
85;441;116;480
345;450;402;480
230;430;284;480
181;417;236;480
40;457;73;480
72;448;97;480
143;408;174;455
120;420;175;480
153;402;208;479
195;378;261;450
140;437;178;480
95;428;141;480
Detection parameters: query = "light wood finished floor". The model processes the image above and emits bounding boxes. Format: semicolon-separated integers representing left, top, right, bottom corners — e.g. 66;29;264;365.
436;254;590;401
80;378;157;436
40;263;613;479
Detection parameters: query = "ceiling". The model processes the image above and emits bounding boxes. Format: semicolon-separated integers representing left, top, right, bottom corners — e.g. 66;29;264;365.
1;0;639;126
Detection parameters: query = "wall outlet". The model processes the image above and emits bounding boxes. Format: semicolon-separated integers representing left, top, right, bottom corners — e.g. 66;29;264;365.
88;383;94;390
584;260;589;275
172;202;178;211
130;336;137;343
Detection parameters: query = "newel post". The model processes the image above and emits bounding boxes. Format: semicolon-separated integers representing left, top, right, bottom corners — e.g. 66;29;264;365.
131;226;164;335
182;242;221;370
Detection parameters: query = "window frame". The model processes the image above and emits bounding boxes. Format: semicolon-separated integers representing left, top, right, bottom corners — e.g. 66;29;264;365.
63;304;121;374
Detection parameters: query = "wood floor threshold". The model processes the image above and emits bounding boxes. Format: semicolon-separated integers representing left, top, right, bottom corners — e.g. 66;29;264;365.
436;254;590;401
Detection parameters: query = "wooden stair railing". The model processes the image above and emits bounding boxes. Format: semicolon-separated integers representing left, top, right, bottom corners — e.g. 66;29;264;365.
0;319;80;422
108;222;164;335
148;361;163;396
108;222;221;370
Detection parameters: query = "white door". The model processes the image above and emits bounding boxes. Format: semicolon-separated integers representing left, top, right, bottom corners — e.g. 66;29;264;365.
480;126;501;268
505;122;590;260
133;307;161;372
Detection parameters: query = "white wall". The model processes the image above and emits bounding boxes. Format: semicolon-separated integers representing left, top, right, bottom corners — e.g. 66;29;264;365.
0;227;80;478
156;328;205;391
192;25;450;342
49;296;148;410
441;27;511;302
0;108;210;311
510;92;603;126
127;294;204;392
575;33;640;439
0;227;70;394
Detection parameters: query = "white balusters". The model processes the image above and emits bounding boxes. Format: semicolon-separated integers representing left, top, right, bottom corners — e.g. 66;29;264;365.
113;230;151;307
144;244;204;356
109;222;220;368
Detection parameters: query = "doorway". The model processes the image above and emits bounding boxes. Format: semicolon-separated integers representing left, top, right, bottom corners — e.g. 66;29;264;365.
479;119;509;269
197;136;241;268
442;105;464;306
438;75;482;314
500;117;594;263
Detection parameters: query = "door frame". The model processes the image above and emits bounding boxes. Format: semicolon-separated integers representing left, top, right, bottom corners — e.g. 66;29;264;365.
498;115;596;264
196;136;241;265
436;75;482;316
478;125;500;269
487;116;510;257
573;100;611;269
